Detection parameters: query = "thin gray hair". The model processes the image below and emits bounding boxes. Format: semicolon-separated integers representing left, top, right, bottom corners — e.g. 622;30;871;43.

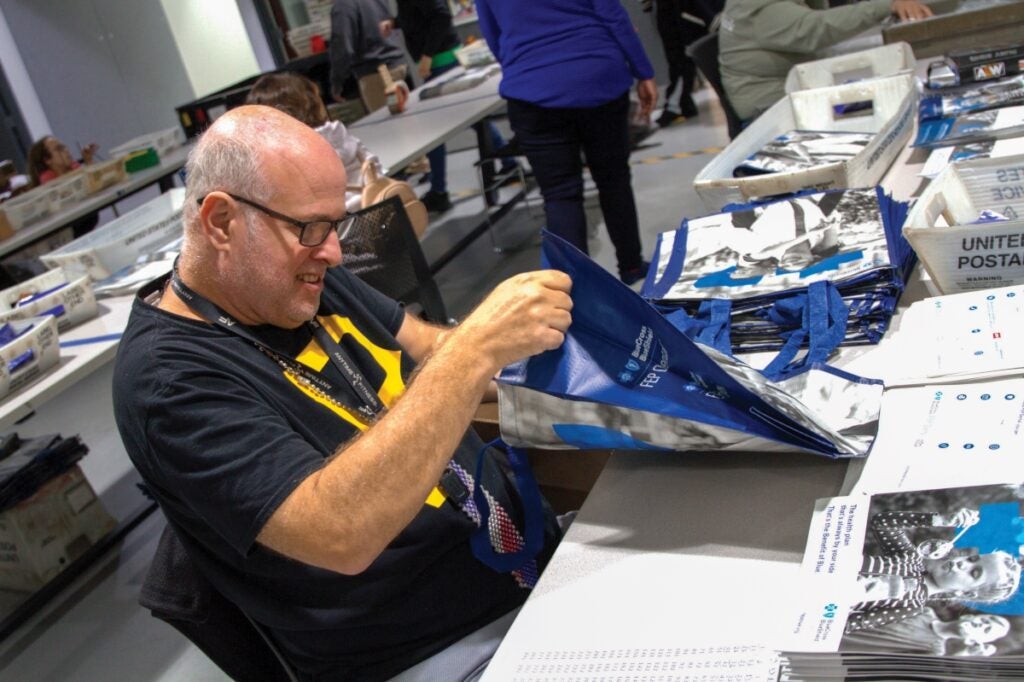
182;129;273;230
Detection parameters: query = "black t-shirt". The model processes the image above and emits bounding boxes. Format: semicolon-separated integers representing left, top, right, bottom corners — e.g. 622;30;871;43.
113;266;557;681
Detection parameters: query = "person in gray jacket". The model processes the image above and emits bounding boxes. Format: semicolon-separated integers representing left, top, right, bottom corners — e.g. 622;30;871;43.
719;0;932;123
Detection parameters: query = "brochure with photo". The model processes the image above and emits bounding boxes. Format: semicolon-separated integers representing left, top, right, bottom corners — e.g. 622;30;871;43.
780;484;1024;679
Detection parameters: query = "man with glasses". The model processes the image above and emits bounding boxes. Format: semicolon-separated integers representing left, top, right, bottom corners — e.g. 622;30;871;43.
113;105;572;681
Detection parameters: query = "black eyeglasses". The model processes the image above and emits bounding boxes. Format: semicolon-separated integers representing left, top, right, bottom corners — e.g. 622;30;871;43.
199;193;355;247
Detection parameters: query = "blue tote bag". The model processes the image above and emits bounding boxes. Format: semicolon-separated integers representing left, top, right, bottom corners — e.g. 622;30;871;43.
497;233;883;458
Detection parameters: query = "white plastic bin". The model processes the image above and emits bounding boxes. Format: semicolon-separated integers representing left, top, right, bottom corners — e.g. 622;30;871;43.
0;268;98;332
0;316;60;400
784;43;916;93
903;153;1024;293
693;73;917;210
41;188;185;281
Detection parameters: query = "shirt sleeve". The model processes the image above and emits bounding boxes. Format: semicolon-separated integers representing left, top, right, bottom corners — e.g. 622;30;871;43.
474;0;502;61
740;0;891;54
593;0;656;80
144;357;325;558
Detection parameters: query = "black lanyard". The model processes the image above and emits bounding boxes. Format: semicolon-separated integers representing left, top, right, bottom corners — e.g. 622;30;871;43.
169;264;385;420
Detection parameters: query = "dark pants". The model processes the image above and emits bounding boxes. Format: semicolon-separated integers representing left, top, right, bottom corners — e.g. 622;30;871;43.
506;92;643;273
656;1;707;109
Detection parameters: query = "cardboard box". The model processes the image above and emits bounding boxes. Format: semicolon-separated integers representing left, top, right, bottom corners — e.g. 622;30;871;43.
903;152;1024;293
0;268;98;332
784;43;916;93
883;0;1024;59
0;465;116;592
83;158;127;195
693;74;917;211
41;188;184;281
474;403;611;514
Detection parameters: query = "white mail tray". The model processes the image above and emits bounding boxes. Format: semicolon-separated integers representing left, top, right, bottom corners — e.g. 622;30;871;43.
693;73;917;211
41;188;185;281
108;126;186;160
0;268;98;332
0;316;60;401
784;42;916;93
903;153;1024;294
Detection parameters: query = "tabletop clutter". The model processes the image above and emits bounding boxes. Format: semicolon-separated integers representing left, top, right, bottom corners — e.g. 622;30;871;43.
486;32;1024;680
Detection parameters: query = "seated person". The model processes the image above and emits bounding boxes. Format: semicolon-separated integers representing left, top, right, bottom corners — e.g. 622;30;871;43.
26;136;101;236
718;0;933;124
112;105;573;681
246;71;382;211
27;135;98;186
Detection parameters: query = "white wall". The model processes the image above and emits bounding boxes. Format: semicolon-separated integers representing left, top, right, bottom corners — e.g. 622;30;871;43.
160;0;261;98
0;4;49;139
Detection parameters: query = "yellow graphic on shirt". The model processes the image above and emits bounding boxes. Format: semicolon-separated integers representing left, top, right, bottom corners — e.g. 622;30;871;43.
282;314;446;507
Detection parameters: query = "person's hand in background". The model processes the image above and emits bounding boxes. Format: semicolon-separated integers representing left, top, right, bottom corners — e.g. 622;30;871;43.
418;55;432;80
636;78;658;119
891;0;933;21
379;18;395;38
81;143;99;164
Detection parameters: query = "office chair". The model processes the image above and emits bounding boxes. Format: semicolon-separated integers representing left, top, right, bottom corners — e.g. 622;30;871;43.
686;33;745;140
141;524;300;682
341;196;451;324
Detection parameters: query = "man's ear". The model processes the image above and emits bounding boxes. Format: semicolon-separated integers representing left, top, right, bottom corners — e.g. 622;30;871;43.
198;192;239;250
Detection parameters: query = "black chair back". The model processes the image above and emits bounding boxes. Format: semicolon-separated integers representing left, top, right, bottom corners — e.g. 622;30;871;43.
141;524;299;682
686;33;745;140
342;196;450;324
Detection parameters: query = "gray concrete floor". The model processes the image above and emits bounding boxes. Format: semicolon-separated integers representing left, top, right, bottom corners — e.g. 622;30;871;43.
0;86;731;681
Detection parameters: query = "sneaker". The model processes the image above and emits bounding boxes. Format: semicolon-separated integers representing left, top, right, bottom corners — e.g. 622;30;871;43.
656;109;684;127
421;190;452;214
619;260;650;286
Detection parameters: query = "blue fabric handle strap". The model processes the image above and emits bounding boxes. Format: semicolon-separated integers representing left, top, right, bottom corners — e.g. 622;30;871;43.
470;438;546;574
693;299;732;355
762;281;849;381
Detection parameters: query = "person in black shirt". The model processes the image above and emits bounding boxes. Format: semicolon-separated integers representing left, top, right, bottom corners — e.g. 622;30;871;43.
113;105;572;681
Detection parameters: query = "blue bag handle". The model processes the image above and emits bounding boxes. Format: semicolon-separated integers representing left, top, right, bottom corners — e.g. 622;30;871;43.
762;281;849;381
693;299;732;355
470;438;546;573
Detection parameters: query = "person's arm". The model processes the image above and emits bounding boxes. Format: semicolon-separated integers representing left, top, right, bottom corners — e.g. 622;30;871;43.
741;0;927;55
474;0;502;61
416;0;456;61
257;270;572;574
593;0;656;81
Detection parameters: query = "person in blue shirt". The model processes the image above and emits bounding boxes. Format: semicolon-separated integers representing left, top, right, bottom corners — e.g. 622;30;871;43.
475;0;659;285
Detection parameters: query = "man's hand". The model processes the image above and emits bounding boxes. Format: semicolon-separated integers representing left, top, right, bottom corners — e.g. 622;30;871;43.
452;270;573;374
891;0;933;21
379;19;395;38
636;78;658;119
418;55;433;80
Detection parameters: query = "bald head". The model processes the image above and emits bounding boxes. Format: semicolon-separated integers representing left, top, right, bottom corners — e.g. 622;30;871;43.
182;105;346;232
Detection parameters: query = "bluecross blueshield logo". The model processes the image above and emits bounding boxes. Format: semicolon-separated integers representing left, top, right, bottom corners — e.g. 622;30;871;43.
617;358;641;384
